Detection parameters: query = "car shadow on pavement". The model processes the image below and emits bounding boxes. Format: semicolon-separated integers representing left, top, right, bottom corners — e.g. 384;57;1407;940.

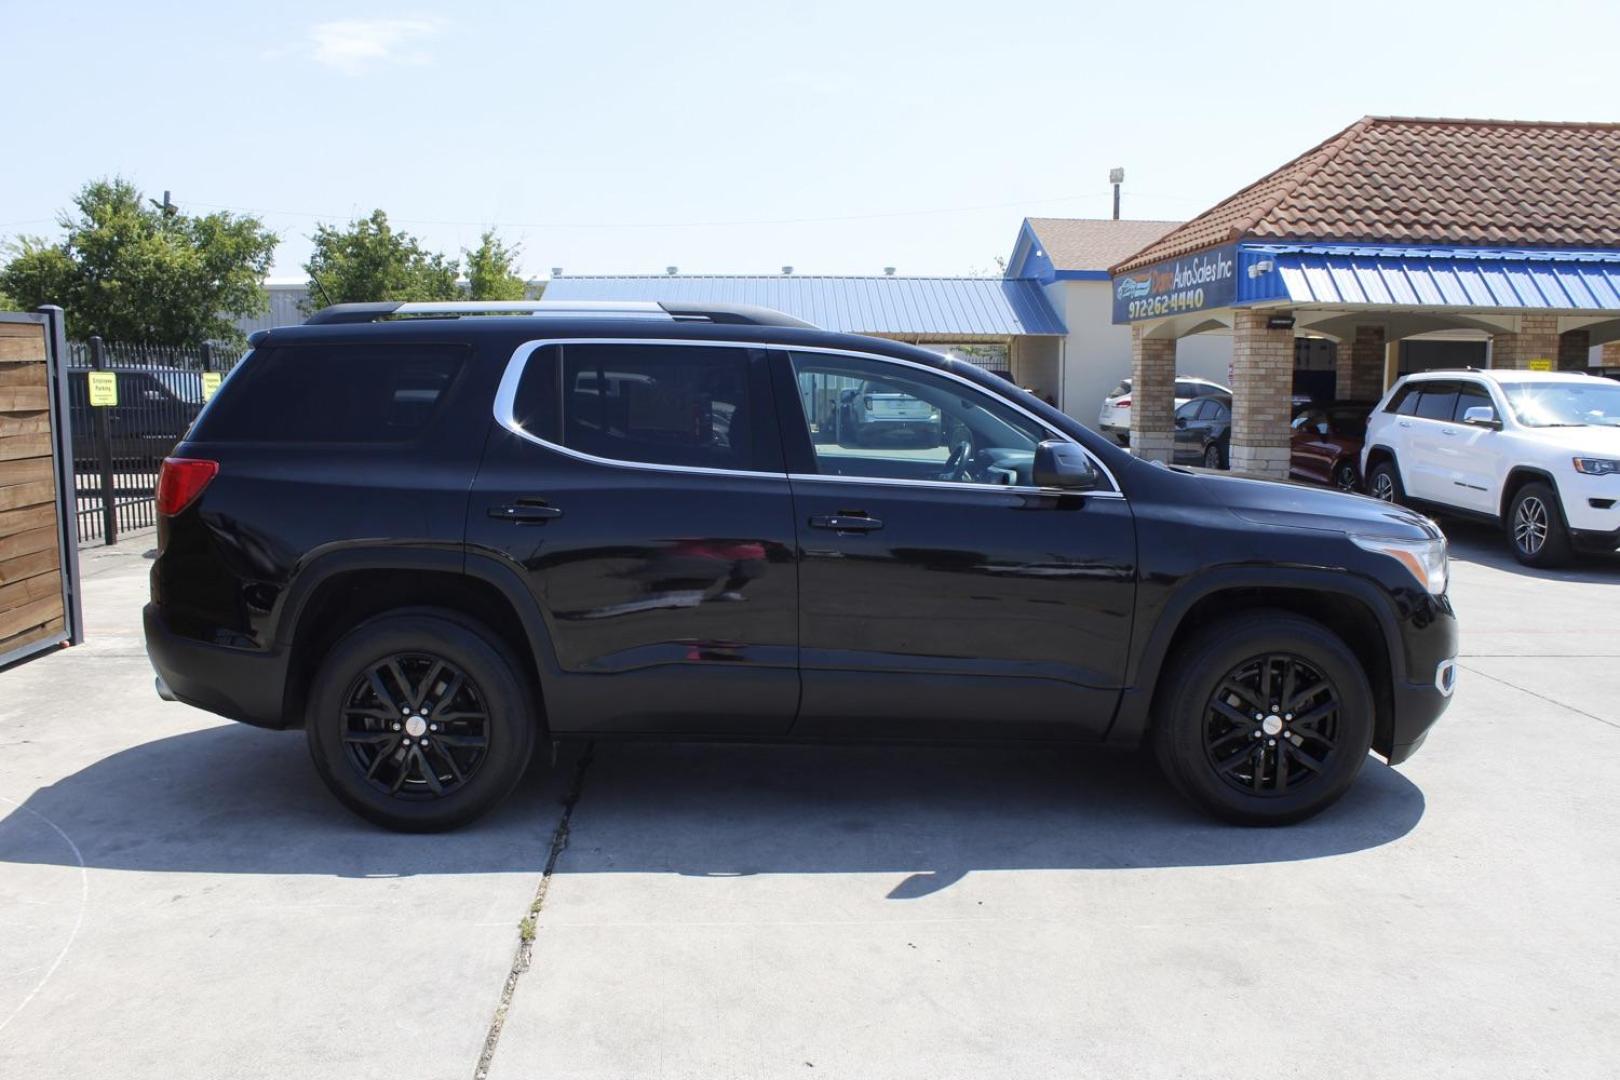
0;725;1425;894
1439;515;1620;582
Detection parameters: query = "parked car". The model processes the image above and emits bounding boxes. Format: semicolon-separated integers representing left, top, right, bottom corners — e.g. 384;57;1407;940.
833;380;942;448
1171;393;1232;469
69;366;206;469
146;300;1456;831
1097;375;1231;445
1362;369;1620;566
1291;401;1375;491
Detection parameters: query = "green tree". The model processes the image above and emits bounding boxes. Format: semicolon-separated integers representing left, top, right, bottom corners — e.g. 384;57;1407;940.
0;178;277;345
304;210;459;309
464;229;529;301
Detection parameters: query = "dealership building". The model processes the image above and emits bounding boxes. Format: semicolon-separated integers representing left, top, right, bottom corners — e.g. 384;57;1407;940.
1112;116;1620;475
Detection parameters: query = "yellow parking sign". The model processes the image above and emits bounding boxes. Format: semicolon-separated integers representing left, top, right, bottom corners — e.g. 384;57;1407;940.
87;371;118;407
201;371;222;400
1527;358;1554;371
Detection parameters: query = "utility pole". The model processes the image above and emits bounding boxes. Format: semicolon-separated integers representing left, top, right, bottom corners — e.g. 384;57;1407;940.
1109;168;1124;220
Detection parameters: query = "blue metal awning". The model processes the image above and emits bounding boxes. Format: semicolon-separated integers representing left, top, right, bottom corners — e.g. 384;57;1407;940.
1237;244;1620;311
542;275;1066;336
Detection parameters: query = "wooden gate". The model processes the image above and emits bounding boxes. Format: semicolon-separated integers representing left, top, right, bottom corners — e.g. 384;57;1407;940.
0;308;82;666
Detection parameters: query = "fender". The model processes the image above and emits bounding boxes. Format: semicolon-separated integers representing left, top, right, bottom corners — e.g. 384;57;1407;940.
1109;564;1405;745
1500;465;1560;519
273;542;562;677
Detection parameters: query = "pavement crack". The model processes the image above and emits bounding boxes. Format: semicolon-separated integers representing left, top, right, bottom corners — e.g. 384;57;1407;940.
1456;662;1620;730
474;742;596;1080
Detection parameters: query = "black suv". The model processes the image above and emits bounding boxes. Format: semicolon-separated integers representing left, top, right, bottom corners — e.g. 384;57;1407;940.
145;301;1458;830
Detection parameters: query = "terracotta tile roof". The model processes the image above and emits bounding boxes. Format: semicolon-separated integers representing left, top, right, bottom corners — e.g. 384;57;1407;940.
1024;217;1182;272
1112;117;1620;273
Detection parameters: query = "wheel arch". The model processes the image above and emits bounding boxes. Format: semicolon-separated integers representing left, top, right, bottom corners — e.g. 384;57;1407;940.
1113;570;1400;758
1499;466;1561;522
1364;444;1399;476
274;547;556;733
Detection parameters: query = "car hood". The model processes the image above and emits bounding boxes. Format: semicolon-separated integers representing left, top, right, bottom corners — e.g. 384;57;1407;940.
1510;424;1620;454
1187;470;1440;540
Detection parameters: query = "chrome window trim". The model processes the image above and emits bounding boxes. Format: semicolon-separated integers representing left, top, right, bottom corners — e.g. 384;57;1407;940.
494;338;1123;495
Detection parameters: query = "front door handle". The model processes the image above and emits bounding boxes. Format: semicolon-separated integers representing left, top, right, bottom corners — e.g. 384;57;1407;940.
808;514;883;533
489;500;564;523
1440;428;1457;437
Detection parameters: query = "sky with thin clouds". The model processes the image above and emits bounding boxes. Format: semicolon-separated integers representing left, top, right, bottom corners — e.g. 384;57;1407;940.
3;0;1617;281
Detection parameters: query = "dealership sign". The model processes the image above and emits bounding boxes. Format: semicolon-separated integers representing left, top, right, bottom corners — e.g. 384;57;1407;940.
1112;244;1238;323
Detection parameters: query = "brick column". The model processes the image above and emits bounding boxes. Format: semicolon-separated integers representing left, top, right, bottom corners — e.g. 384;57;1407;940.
1493;314;1560;369
1129;324;1177;463
1335;325;1386;401
1558;329;1591;371
1604;341;1620;367
1230;310;1294;478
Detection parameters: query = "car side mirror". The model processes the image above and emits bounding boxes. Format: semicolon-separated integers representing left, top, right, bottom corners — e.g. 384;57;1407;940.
1034;440;1098;491
1174;416;1187;428
1461;405;1500;429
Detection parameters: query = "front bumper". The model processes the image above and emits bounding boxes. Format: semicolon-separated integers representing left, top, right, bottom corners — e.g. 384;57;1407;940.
1382;599;1459;765
144;603;291;729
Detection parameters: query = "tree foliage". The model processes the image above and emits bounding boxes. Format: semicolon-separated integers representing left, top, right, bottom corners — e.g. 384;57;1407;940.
0;178;277;345
464;229;528;301
304;210;459;309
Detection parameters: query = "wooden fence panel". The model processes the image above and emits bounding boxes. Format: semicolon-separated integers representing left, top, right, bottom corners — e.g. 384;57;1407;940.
0;321;68;658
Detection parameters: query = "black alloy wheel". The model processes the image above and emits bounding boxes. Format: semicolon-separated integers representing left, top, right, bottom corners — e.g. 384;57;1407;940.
1153;611;1373;825
306;612;535;831
1203;443;1224;470
1202;653;1339;797
340;653;490;799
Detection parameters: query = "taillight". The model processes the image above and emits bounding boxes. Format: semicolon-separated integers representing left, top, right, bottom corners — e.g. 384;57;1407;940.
1116;397;1131;407
156;457;219;515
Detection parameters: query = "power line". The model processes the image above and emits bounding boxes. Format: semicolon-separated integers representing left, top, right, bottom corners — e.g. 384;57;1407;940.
181;191;1120;232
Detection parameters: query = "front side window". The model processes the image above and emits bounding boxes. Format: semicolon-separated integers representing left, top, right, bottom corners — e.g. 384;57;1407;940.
789;352;1060;488
1452;383;1494;422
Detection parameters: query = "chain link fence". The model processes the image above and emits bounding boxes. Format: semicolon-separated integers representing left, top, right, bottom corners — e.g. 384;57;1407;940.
66;337;245;545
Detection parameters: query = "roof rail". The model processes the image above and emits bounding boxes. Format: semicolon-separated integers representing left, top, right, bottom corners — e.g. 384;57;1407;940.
303;300;816;329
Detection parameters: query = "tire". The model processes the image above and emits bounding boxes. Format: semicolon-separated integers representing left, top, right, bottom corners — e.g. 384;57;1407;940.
305;611;536;832
1367;459;1403;504
1506;480;1573;568
1152;611;1375;825
1332;460;1359;492
1203;442;1225;470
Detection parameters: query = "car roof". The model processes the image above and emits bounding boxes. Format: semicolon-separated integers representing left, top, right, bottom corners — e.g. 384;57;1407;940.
1399;368;1607;385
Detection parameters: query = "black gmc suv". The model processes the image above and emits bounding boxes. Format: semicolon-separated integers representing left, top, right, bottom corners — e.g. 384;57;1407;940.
145;301;1458;830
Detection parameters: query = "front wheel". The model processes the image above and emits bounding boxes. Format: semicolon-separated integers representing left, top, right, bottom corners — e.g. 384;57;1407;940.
1507;481;1573;567
305;612;536;831
1153;612;1374;825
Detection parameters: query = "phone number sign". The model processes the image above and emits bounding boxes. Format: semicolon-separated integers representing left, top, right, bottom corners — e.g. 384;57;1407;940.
1112;244;1238;324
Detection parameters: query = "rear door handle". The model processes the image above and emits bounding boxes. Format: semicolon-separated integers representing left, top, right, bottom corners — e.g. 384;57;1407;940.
489;500;564;523
808;514;883;533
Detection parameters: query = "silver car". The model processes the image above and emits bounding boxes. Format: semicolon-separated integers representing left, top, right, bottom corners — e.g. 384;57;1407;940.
1098;375;1232;445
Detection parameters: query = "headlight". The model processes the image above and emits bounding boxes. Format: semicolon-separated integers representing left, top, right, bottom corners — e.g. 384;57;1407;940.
1572;457;1620;476
1350;534;1449;595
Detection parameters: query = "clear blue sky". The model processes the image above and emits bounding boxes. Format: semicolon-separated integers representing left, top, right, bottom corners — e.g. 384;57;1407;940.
3;0;1616;280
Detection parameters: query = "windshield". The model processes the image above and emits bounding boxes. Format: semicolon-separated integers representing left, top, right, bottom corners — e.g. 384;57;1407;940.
151;370;206;404
1500;381;1620;427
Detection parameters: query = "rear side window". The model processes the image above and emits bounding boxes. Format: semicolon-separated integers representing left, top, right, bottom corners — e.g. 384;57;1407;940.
1387;384;1419;414
545;343;757;471
195;343;466;443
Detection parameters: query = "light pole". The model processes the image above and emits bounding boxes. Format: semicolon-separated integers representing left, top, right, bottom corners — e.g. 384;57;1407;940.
1109;168;1124;220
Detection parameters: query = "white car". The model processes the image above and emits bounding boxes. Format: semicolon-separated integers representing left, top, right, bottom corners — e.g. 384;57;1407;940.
1097;376;1231;445
1362;369;1620;566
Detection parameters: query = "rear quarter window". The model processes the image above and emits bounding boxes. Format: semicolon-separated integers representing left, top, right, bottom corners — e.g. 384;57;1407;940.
193;343;467;443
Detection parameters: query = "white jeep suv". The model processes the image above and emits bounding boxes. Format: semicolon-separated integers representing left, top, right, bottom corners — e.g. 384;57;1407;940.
1362;369;1620;566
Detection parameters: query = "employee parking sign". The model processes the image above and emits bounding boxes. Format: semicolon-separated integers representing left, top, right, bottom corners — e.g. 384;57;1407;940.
87;371;118;407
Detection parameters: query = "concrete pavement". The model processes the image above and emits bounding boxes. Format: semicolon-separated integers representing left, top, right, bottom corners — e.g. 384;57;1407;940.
3;524;1618;1078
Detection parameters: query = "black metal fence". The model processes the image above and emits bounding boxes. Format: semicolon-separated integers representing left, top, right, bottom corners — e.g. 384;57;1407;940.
66;337;244;545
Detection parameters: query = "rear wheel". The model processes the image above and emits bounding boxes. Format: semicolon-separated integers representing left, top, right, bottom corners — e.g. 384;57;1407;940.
1203;442;1225;470
305;612;536;831
1367;460;1403;504
1507;481;1573;567
1332;460;1359;492
1153;612;1374;825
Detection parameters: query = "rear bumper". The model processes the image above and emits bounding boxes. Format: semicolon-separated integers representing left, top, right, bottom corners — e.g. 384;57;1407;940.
143;604;291;729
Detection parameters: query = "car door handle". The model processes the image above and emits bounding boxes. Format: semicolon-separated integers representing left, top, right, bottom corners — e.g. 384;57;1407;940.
1398;421;1413;428
1440;428;1457;437
808;514;883;533
489;500;564;523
